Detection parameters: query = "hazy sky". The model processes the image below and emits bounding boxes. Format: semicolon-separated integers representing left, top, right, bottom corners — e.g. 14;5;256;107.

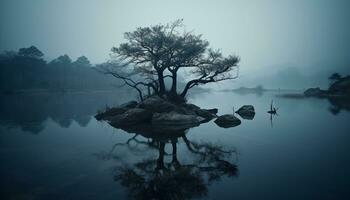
1;0;349;75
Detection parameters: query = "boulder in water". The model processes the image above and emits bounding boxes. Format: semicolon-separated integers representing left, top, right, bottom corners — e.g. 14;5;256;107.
235;105;255;120
214;114;241;128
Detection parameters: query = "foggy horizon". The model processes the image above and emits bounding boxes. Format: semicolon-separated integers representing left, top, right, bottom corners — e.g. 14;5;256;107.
1;0;349;77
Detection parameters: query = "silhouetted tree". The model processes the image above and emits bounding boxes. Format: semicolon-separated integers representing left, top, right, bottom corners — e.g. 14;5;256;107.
98;129;238;200
0;51;17;61
102;20;240;101
49;54;72;65
329;73;342;82
18;46;44;58
74;56;91;67
0;46;124;92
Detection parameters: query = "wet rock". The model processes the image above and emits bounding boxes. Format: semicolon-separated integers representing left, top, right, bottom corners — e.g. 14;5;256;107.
95;100;138;120
204;108;218;115
120;101;138;109
235;105;255;120
95;107;127;120
152;111;204;126
96;96;217;127
214;114;241;128
183;103;201;111
109;108;153;126
195;109;217;121
139;96;177;113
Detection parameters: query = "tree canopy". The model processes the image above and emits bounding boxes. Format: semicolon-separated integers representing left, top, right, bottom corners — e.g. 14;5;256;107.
329;73;342;82
101;20;240;102
18;46;44;58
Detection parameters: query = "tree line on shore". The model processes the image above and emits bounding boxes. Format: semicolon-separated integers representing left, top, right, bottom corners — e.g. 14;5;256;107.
0;46;120;93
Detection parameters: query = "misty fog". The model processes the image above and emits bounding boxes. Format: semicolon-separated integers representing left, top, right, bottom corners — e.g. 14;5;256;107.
1;0;349;90
1;1;350;200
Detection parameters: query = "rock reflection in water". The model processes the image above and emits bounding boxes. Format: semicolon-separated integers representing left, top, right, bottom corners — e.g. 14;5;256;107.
328;96;350;115
98;124;238;200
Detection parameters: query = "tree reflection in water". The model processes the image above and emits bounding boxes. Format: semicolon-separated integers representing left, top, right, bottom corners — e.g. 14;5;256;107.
328;96;350;115
97;125;238;200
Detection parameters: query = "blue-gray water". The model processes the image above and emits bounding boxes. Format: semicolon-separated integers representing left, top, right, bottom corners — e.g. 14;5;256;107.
0;90;349;200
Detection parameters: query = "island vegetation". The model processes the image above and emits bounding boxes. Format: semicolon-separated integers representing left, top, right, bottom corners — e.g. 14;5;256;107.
0;46;121;93
95;20;256;130
98;19;239;102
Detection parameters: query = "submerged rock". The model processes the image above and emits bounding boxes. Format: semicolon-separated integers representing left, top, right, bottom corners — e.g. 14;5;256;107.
214;114;241;128
235;105;255;120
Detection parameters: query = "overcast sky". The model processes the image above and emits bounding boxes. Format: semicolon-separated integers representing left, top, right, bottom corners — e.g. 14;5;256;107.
1;0;349;77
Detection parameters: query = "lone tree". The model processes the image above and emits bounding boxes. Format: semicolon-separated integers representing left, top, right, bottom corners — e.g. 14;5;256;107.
100;20;239;102
329;73;342;83
18;46;44;58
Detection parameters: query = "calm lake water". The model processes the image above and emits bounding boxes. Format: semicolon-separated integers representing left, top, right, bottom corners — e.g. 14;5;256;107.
1;90;349;200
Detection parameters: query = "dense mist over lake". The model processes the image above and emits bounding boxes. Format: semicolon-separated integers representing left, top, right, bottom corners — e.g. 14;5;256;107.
1;0;349;90
1;1;350;200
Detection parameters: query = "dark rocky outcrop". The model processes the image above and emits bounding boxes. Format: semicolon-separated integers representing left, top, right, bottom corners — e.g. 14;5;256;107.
303;76;350;98
152;112;204;127
139;96;177;113
95;96;218;129
108;108;153;126
214;114;241;128
95;100;138;120
204;108;218;115
235;105;255;120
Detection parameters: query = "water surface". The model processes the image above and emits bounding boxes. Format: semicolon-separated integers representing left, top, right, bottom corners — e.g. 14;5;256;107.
1;90;349;199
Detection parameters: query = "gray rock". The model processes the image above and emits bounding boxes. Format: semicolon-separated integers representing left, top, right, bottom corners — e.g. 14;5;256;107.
195;109;217;121
95;107;127;120
152;111;204;126
120;101;138;109
235;105;255;120
183;103;201;111
109;108;152;126
214;114;241;128
139;96;177;113
95;100;138;120
204;108;218;115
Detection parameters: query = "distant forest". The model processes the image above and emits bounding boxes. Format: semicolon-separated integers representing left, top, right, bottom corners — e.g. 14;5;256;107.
0;46;120;92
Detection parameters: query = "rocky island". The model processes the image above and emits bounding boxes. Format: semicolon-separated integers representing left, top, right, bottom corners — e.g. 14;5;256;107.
304;75;350;98
95;95;255;131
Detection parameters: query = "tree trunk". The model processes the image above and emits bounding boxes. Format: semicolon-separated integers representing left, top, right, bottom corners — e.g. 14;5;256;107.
170;72;177;95
158;72;165;95
180;80;194;98
156;142;165;170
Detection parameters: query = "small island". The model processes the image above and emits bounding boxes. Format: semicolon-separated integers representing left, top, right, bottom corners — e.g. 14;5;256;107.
94;20;254;130
304;73;350;98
